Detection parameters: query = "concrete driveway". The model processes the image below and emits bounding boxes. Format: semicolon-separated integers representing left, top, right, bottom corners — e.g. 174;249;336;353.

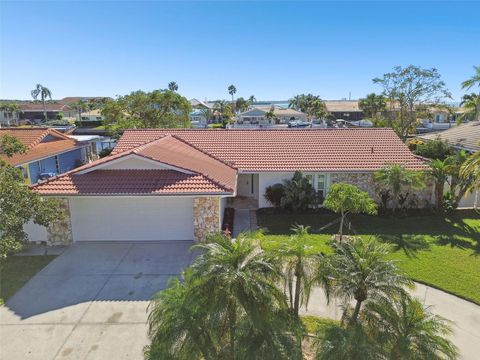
0;241;195;360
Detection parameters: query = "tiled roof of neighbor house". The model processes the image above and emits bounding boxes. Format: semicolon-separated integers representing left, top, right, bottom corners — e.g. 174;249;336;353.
113;128;427;172
31;134;237;195
418;121;480;152
0;128;81;166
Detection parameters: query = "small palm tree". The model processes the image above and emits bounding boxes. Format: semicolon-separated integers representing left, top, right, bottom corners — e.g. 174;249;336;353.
146;272;219;360
168;81;178;92
374;164;425;213
272;225;319;315
362;295;458;359
458;93;479;123
428;159;449;211
460;150;480;208
190;232;298;359
317;237;412;325
461;65;480;121
31;84;52;122
248;95;256;105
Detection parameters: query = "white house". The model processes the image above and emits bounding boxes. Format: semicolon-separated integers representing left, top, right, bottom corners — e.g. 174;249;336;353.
237;106;307;126
26;128;429;245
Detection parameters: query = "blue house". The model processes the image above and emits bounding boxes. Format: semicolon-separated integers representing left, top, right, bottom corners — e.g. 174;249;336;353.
0;128;87;184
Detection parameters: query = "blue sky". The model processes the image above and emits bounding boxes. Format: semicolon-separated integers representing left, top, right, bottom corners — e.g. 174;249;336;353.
1;1;479;102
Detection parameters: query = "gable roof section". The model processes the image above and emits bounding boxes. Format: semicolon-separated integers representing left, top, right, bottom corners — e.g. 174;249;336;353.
31;135;237;196
114;128;427;171
418;121;480;153
0;128;81;166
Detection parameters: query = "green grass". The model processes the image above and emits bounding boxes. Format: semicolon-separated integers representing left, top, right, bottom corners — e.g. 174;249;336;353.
258;209;480;304
0;256;56;305
301;315;339;335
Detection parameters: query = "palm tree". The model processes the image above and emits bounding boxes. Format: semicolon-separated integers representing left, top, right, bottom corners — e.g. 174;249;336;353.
428;159;449;211
0;103;21;126
146;272;219;360
228;84;237;108
317;237;412;325
272;225;319;316
30;84;52;122
460;150;480;208
190;232;299;359
199;107;213;125
461;65;480;121
315;322;382;360
458;93;479;123
69;100;89;123
362;295;458;359
359;93;387;118
373;165;425;213
248;95;256;105
168;81;178;92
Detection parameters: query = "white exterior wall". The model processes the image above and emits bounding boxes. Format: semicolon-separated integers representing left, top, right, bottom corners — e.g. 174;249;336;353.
258;172;296;208
69;196;194;241
257;172;331;208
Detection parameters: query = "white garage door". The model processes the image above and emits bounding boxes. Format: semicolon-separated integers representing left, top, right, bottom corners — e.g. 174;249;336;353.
70;197;194;241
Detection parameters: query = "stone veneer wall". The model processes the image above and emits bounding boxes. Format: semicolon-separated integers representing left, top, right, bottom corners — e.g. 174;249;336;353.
46;198;73;246
193;197;220;242
329;172;435;208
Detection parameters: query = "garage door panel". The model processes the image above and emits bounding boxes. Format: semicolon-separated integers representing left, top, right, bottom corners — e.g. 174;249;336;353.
70;197;194;241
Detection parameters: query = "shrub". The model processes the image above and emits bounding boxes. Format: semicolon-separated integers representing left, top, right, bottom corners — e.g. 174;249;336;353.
264;183;285;207
414;139;452;160
98;147;113;158
281;171;317;211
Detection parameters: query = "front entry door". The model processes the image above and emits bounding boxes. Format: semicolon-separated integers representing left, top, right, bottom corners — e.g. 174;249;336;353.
237;174;255;197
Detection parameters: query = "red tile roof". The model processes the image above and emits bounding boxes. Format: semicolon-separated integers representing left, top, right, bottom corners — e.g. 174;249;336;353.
31;128;427;196
114;128;427;171
31;134;237;196
0;128;81;166
32;170;230;195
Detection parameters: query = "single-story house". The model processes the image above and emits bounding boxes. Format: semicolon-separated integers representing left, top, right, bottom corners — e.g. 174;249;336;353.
418;121;479;208
0;128;88;184
25;128;429;245
418;121;480;154
237;106;307;126
325;100;364;121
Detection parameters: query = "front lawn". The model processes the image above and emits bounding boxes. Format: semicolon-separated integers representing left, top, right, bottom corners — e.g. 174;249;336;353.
0;255;56;305
258;209;480;304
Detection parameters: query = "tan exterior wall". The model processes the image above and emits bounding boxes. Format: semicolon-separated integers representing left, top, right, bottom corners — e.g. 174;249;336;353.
193;197;221;242
330;172;434;208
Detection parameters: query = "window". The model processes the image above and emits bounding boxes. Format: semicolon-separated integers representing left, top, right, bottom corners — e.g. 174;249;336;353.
305;174;313;184
317;174;326;196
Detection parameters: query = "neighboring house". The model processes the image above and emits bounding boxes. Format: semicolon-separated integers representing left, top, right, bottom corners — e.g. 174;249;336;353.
0;97;107;123
325;100;364;121
189;98;212;109
237;106;307;126
78;109;104;123
0;128;87;184
418;121;480;154
26;128;429;244
417;107;462;132
418;121;480;208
